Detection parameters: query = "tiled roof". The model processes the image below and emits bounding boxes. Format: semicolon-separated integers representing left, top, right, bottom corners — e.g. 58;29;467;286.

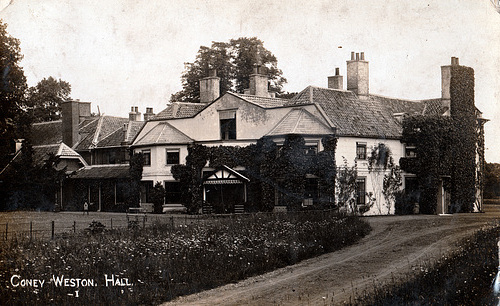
71;164;130;179
134;122;193;146
233;93;291;108
289;86;430;139
32;143;85;167
31;121;62;146
74;116;129;150
95;128;125;148
422;99;446;116
267;108;334;136
125;121;144;143
32;144;60;166
153;102;206;120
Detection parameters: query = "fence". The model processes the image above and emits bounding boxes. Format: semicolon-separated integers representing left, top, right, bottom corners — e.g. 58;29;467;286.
0;209;341;242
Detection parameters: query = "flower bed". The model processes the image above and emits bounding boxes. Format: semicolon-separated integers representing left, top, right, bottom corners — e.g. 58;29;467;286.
0;210;371;305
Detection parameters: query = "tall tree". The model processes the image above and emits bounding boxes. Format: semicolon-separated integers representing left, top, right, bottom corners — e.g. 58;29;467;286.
26;76;71;122
170;37;286;102
0;20;29;168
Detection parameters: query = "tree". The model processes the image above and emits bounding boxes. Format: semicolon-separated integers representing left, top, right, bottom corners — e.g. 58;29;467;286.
26;76;71;122
0;140;67;211
275;134;307;210
336;157;358;214
150;182;166;214
0;20;29;169
171;37;286;102
128;152;144;208
485;163;500;199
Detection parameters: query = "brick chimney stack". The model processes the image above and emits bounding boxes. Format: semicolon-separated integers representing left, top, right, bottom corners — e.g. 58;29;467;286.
441;56;465;116
62;100;91;147
143;107;155;121
249;63;270;97
328;67;343;90
199;69;220;103
346;51;369;95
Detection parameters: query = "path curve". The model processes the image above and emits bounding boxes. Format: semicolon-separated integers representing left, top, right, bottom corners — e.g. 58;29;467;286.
164;205;500;305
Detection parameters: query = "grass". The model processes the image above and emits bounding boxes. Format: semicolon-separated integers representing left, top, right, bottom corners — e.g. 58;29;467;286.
355;225;500;305
0;210;371;305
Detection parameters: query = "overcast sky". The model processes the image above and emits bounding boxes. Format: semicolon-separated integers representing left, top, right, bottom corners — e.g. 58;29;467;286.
1;0;499;162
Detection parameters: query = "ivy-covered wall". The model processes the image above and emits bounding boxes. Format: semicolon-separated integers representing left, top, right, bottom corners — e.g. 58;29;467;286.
400;64;480;214
172;134;337;213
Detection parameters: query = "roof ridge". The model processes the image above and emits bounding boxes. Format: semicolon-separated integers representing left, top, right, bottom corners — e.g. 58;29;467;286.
33;144;61;148
33;120;62;125
292;108;304;133
91;116;105;147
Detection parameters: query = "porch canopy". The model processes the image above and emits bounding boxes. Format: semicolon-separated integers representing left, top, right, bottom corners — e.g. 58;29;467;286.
202;165;249;214
203;165;249;185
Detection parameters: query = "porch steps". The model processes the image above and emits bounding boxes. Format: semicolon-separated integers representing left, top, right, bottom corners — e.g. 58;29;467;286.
234;204;245;214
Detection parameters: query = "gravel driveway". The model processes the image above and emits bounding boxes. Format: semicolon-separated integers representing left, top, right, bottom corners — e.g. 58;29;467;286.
164;205;500;305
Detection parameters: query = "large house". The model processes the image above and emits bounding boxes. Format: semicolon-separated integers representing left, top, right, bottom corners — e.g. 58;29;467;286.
27;102;150;211
131;52;487;215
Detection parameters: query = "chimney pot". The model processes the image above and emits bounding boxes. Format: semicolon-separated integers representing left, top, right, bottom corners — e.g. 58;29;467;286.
208;68;216;77
131;106;134;112
356;53;360;61
335;67;340;76
351;52;355;60
360;52;365;60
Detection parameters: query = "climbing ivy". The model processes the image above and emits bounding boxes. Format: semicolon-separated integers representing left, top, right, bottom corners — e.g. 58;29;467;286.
400;64;479;214
171;134;337;213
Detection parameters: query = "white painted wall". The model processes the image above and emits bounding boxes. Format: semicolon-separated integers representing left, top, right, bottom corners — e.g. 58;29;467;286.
336;137;405;215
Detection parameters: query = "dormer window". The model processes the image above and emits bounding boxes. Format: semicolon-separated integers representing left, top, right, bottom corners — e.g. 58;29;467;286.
219;110;236;140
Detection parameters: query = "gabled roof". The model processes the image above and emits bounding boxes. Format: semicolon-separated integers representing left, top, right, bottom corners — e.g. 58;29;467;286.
289;86;431;139
266;107;334;136
134;121;193;146
71;164;130;179
153;102;206;120
232;93;291;108
32;143;87;168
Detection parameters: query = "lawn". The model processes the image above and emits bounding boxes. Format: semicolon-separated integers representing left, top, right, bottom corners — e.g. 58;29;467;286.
0;210;371;305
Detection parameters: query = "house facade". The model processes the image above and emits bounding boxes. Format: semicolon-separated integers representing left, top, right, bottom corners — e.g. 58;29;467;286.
131;53;487;215
28;102;151;211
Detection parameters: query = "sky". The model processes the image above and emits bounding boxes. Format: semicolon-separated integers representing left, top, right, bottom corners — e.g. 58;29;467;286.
1;0;499;162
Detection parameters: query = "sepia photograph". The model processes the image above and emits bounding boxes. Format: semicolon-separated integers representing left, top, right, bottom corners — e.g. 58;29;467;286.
1;0;500;304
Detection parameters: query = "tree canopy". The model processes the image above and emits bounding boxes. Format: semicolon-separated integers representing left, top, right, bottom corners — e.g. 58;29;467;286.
170;37;287;102
0;20;29;169
26;76;71;122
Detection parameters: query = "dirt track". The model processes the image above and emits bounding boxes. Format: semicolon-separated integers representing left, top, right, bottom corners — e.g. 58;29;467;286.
164;205;500;305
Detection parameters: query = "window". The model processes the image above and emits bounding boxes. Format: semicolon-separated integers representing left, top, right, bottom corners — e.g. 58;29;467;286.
220;110;236;140
166;149;180;165
356;178;366;205
140;181;153;203
305;145;318;156
356;143;367;160
405;144;417;158
164;181;182;204
142;150;151;166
